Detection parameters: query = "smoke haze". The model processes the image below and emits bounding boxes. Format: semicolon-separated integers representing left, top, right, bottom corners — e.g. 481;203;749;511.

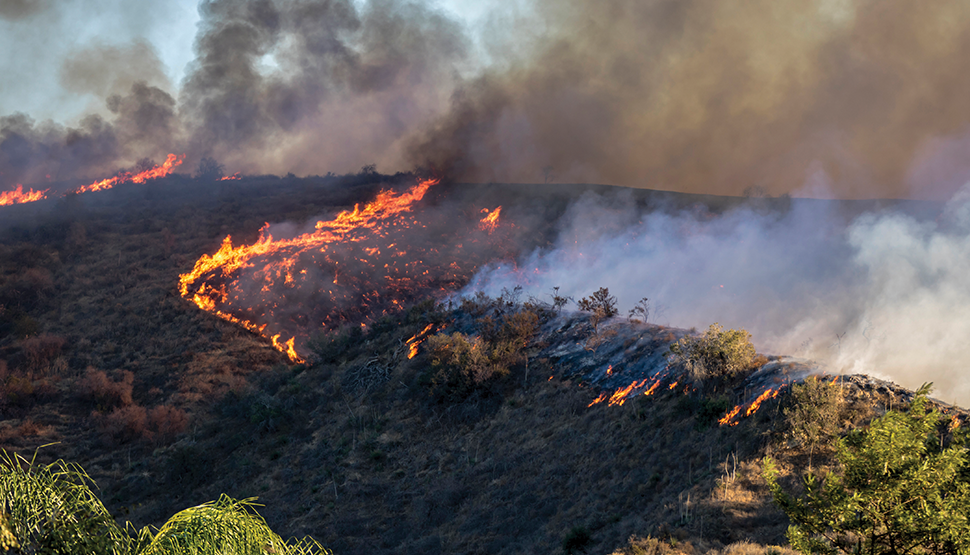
3;0;970;198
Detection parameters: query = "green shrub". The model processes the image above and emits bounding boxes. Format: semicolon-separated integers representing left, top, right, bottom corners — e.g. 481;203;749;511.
765;385;970;555
666;323;756;382
783;376;844;468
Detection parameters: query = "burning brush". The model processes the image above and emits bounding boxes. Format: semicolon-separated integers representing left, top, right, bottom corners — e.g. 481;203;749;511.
0;154;185;206
178;178;511;362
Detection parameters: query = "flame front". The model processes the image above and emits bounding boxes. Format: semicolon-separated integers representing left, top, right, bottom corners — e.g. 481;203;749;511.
178;178;508;363
0;154;183;207
74;154;184;194
0;184;49;206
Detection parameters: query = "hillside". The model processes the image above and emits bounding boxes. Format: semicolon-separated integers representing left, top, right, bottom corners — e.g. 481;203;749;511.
0;173;956;554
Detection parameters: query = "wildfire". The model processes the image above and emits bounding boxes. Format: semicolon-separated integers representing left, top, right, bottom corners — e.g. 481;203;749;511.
0;154;184;207
479;207;502;233
74;154;184;194
0;184;49;206
220;172;242;181
718;387;783;426
405;323;438;359
178;177;509;363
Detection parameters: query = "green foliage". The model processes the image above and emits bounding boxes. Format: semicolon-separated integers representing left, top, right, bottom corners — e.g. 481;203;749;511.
0;450;327;555
783;377;844;469
666;323;756;382
0;450;127;555
140;494;323;555
562;525;592;555
764;385;970;555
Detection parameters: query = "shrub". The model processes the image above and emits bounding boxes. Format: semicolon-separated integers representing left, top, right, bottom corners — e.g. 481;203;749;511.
765;385;970;555
783;376;844;469
148;405;190;444
628;297;650;323
99;404;148;444
577;287;618;321
666;323;756;382
21;333;65;375
82;368;134;410
426;332;494;401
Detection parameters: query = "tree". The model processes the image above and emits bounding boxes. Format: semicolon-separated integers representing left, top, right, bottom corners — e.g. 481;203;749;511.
195;157;224;180
666;323;755;382
628;297;650;323
764;385;970;555
577;287;618;332
783;376;844;470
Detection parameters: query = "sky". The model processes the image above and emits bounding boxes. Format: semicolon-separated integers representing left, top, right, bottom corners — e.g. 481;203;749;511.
3;1;970;198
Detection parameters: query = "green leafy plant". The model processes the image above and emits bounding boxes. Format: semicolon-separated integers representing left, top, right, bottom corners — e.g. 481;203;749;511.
783;376;844;470
764;385;970;555
0;449;328;555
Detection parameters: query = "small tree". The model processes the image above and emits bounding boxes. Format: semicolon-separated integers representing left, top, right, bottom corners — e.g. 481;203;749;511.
784;376;844;470
628;297;650;323
666;323;755;382
196;157;224;180
577;287;618;331
764;385;970;555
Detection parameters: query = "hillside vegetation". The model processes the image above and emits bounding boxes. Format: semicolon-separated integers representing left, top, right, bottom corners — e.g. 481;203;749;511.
0;172;958;554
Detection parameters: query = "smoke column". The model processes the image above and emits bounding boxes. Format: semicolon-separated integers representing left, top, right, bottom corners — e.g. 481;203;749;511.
3;0;970;199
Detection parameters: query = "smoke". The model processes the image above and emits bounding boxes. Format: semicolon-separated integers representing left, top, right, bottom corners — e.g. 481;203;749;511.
4;0;970;197
409;0;970;199
463;183;970;404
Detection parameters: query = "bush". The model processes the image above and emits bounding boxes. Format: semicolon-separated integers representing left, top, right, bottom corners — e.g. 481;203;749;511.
99;404;148;444
82;368;134;409
148;405;190;444
666;323;756;383
21;333;65;375
765;385;970;555
426;333;495;401
577;287;618;330
783;376;844;468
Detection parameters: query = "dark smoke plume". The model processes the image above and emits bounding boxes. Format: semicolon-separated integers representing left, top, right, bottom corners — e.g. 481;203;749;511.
4;0;970;198
410;0;970;199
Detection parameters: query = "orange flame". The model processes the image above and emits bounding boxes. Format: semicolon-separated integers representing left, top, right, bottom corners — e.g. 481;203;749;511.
718;386;782;426
74;153;184;194
717;405;743;426
220;172;242;181
479;206;501;233
405;323;437;359
0;184;49;206
179;178;439;362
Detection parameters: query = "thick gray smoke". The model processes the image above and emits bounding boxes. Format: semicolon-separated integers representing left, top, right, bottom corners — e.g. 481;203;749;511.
4;0;970;199
465;184;970;404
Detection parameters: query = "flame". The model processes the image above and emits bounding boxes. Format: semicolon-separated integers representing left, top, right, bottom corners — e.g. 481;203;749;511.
606;365;613;376
718;386;783;426
0;184;49;206
717;405;743;426
179;178;479;362
220;172;242;181
74;153;184;194
479;206;501;233
405;323;438;359
1;154;183;208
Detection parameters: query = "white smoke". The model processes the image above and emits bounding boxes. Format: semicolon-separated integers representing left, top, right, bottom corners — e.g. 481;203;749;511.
466;184;970;404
